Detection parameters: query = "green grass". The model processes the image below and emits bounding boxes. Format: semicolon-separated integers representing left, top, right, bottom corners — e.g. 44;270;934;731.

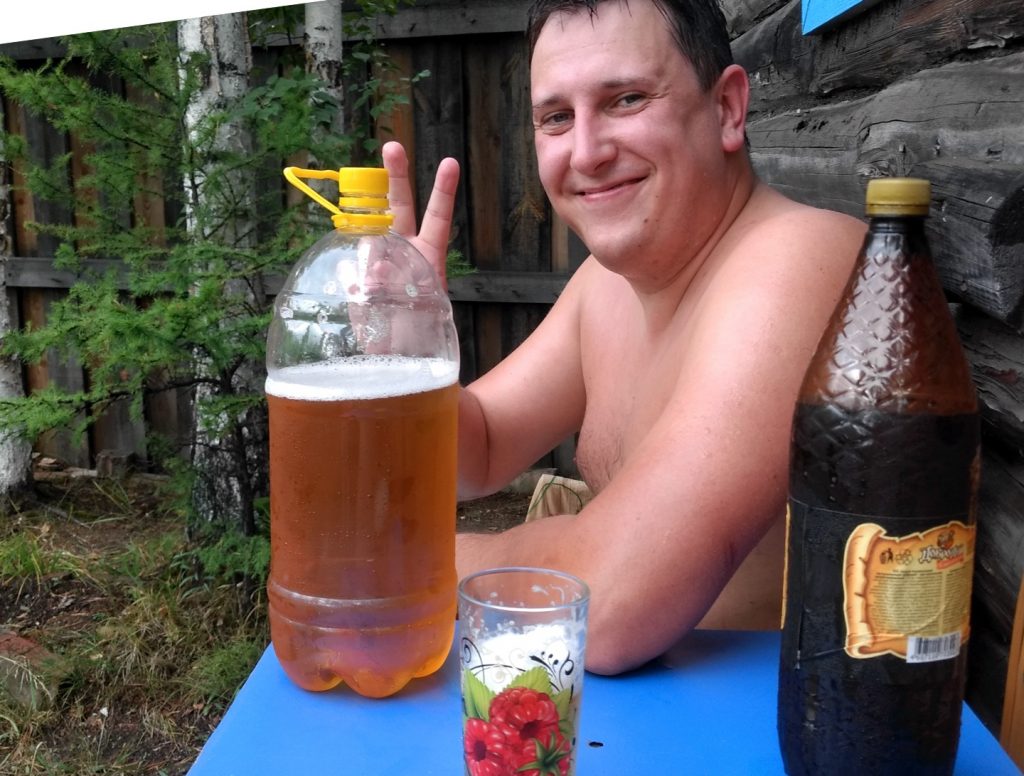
0;477;269;775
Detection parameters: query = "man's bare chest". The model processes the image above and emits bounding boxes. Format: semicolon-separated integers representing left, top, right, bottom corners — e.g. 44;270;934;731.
575;339;682;492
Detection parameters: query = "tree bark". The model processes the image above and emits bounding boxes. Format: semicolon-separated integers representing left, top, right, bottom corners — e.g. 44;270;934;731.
304;0;345;208
178;14;266;534
0;147;32;498
305;0;345;142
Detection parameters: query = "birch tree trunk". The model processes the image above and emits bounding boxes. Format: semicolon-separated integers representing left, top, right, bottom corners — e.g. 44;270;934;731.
306;0;345;146
0;142;32;498
178;14;267;533
304;0;345;209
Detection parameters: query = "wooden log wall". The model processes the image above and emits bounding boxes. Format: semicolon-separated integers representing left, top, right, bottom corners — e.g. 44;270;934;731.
726;0;1024;744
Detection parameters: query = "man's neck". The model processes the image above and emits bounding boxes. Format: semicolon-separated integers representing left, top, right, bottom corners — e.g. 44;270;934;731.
628;162;758;332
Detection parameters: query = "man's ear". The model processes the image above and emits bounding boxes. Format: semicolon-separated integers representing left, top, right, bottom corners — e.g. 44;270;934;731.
715;64;749;153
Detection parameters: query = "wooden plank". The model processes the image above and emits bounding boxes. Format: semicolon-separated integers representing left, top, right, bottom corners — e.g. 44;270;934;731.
8;93;89;467
463;34;505;377
811;0;1024;95
90;392;147;460
6;256;129;288
732;0;809;118
83;35;149;471
0;40;65;60
452;302;478;384
494;34;549;370
499;36;547;272
411;37;470;260
958;306;1024;453
968;604;1011;738
19;99;73;258
361;0;531;40
21;289;90;468
375;41;417;177
1001;573;1024;770
67;130;97;238
748;53;1024;322
143;372;194;464
968;447;1024;737
448;271;568;304
7;258;569;305
918;159;1024;325
76;79;150;464
0;2;533;60
974;449;1024;640
720;0;791;38
5;100;37;257
465;37;503;270
124;81;167;241
736;0;1024;116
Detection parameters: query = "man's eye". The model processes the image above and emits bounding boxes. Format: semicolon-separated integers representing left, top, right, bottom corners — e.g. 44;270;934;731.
617;93;645;108
539;111;572;129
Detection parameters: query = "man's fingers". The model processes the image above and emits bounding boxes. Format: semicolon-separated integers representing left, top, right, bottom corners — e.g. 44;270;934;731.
419;157;461;258
382;141;461;285
383;141;416;236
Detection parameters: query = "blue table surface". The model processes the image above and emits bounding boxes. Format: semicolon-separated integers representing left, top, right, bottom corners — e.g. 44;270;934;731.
189;630;1019;774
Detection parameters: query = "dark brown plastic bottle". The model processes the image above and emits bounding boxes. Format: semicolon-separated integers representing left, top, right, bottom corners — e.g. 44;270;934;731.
777;178;980;775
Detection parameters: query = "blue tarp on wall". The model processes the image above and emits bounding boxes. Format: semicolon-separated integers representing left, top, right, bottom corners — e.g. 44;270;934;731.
802;0;886;34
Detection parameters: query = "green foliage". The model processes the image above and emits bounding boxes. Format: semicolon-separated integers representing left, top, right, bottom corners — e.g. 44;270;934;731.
185;637;265;705
344;0;430;158
0;529;91;587
0;4;419;535
183;529;271;589
446;249;476;280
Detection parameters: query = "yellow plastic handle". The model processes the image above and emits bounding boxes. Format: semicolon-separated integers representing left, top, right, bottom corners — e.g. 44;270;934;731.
283;167;341;216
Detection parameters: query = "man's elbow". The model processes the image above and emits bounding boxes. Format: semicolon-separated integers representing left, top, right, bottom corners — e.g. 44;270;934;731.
583;616;679;676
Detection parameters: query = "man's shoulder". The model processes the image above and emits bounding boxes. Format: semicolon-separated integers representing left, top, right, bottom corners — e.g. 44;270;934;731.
695;188;864;333
718;186;865;282
740;185;865;245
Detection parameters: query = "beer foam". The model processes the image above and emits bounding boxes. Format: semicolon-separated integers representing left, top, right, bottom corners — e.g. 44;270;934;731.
266;355;458;401
469;622;587;694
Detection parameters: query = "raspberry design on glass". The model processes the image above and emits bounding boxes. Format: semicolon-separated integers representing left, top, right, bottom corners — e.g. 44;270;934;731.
464;717;514;776
461;637;580;776
490;687;561;745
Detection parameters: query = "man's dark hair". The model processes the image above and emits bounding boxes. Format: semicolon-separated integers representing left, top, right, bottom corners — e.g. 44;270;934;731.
527;0;734;92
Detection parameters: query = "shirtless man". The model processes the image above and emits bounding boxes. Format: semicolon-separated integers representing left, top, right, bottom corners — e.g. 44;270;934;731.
383;0;866;674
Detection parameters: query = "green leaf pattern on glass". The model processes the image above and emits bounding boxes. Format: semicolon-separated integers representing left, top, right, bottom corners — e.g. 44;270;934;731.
463;669;495;722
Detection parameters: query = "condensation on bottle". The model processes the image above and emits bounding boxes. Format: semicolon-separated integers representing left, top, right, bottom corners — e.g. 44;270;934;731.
777;178;980;774
265;166;460;698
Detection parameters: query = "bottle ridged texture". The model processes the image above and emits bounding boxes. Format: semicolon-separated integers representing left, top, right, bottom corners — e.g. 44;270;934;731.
805;234;975;416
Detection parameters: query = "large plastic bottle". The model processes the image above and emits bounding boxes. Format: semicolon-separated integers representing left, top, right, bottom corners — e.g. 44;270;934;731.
265;166;459;698
777;178;980;773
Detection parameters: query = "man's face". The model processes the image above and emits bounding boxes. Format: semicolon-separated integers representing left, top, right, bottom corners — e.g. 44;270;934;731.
530;0;732;282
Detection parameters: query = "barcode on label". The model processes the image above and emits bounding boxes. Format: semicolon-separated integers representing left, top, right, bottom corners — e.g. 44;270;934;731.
906;632;961;663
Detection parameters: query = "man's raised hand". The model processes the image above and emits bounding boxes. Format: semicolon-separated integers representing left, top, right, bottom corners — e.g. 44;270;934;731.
382;141;461;290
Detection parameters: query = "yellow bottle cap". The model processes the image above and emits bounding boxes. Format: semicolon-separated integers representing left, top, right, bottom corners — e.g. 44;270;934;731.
282;165;394;230
338;167;388;198
865;178;931;216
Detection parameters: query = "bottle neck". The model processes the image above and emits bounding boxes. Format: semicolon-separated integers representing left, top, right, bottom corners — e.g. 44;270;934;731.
332;207;392;232
867;215;928;233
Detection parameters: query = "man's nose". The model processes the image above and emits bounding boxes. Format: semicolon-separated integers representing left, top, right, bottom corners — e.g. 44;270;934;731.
569;113;616;174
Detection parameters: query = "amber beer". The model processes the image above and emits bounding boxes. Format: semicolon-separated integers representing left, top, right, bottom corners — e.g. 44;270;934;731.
266;355;459;698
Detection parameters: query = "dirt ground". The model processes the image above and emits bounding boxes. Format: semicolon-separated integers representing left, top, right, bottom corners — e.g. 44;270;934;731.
457;489;532;534
0;469;531;774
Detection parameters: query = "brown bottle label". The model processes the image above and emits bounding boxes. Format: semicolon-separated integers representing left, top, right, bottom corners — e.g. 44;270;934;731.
843;521;975;661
